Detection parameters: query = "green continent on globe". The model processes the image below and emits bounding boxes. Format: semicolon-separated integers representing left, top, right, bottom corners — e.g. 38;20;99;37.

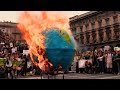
59;29;75;48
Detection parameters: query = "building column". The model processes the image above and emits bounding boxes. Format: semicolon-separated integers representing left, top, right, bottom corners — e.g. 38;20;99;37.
111;27;115;40
119;28;120;40
90;32;93;44
75;36;80;51
96;30;99;43
78;35;81;51
84;33;87;46
76;26;80;34
103;29;107;42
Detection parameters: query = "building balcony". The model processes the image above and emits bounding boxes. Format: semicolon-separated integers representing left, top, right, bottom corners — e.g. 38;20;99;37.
113;22;119;27
86;43;90;46
76;33;80;35
104;39;111;43
105;28;112;33
74;35;79;40
98;28;103;32
99;41;105;44
93;40;97;43
80;32;84;35
103;37;120;43
114;28;119;32
73;33;77;36
113;37;120;41
105;25;111;29
92;41;99;45
91;29;95;32
98;26;104;30
79;44;84;47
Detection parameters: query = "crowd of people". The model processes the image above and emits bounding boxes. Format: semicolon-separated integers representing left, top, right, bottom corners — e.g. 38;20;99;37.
1;30;120;79
0;31;65;79
75;48;120;75
0;31;41;79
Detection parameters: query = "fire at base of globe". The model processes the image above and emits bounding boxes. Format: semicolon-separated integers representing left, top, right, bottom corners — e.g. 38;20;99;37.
32;28;76;70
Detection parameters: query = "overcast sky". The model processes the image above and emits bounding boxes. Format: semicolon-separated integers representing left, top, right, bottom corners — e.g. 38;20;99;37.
0;11;89;22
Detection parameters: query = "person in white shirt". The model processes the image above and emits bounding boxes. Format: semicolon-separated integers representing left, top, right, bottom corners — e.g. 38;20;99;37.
11;47;16;54
11;47;17;60
105;50;112;73
97;51;104;74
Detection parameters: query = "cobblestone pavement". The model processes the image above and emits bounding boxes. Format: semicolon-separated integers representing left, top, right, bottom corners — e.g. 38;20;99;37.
17;73;120;79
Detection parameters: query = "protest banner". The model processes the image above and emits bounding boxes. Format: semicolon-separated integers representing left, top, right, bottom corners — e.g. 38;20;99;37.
23;50;29;56
78;60;87;68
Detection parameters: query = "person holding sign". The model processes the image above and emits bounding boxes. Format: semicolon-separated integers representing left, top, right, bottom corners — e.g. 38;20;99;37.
79;59;86;73
105;50;112;73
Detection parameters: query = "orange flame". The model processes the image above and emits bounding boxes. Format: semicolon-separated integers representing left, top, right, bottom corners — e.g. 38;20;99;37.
17;11;70;72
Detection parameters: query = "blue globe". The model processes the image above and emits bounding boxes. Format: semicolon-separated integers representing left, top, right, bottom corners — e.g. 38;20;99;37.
33;28;76;70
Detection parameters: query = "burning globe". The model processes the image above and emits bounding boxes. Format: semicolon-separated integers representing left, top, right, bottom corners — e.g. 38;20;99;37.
17;11;76;72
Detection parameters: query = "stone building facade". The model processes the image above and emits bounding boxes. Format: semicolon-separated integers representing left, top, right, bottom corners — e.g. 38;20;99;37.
69;11;120;52
0;21;22;41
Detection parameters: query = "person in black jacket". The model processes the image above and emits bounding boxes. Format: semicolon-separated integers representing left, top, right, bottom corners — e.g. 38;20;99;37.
76;55;79;73
112;51;117;74
115;51;120;75
21;55;28;76
92;52;98;74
